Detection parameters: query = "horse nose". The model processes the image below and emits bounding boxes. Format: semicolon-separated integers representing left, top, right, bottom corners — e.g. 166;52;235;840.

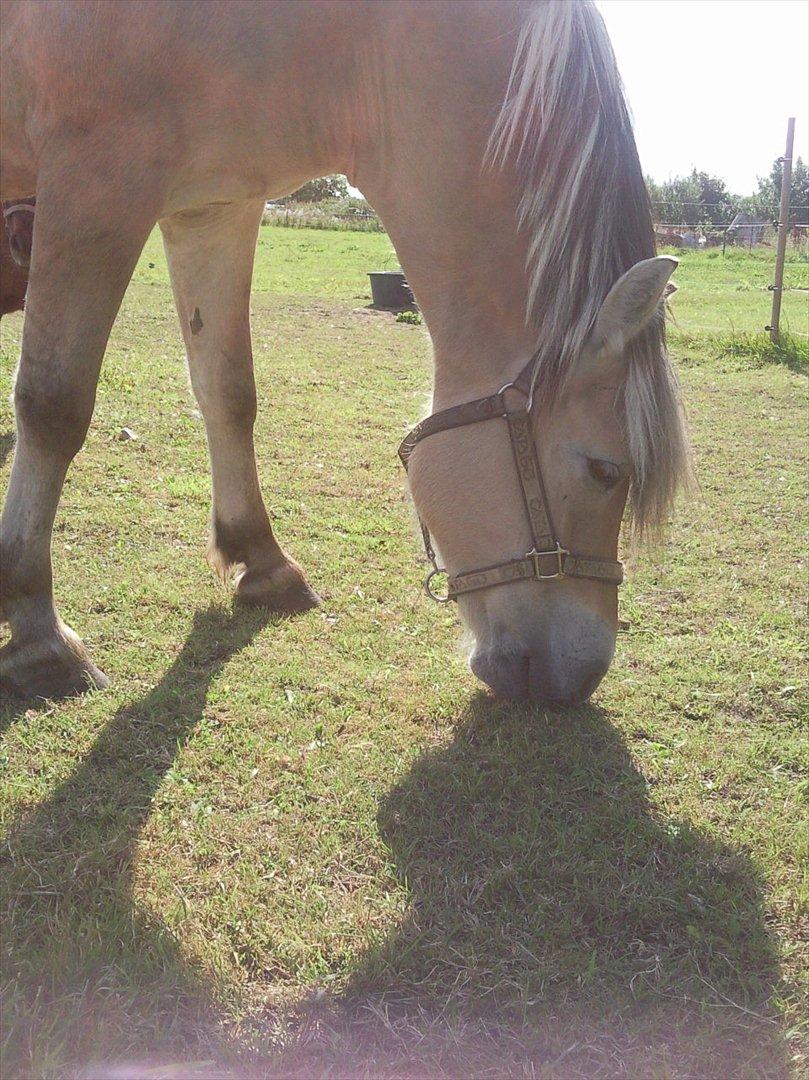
470;647;609;705
470;649;530;699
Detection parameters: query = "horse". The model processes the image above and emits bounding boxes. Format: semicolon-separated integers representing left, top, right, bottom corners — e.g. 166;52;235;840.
0;199;33;316
0;0;690;703
3;195;35;268
0;231;29;318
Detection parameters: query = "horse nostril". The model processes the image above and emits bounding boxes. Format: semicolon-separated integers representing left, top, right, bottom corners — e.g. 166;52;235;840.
471;647;609;705
470;648;530;700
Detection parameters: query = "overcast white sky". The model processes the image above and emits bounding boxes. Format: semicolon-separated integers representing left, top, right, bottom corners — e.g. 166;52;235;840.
597;0;808;194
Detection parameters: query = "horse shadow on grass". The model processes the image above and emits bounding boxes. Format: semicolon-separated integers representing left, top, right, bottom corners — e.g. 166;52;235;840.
0;605;273;1079
274;695;788;1079
1;626;790;1078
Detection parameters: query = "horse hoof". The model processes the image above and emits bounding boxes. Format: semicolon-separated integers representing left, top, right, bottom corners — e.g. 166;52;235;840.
234;561;322;614
0;633;109;700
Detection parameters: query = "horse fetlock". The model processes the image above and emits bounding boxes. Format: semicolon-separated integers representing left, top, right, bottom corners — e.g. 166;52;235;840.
0;622;109;700
209;514;273;572
206;523;321;612
233;557;322;613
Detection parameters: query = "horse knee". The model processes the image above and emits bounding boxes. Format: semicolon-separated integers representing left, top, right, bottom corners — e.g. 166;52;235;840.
14;371;94;459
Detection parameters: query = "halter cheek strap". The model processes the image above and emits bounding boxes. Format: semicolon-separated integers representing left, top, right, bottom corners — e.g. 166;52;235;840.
398;357;623;602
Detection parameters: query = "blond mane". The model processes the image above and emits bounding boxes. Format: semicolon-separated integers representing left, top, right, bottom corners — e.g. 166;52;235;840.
488;0;691;530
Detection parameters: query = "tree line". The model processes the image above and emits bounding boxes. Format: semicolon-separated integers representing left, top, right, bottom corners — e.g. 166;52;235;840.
287;159;809;232
646;157;809;228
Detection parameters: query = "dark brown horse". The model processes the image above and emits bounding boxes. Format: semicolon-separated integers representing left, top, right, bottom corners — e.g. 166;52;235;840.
0;197;33;316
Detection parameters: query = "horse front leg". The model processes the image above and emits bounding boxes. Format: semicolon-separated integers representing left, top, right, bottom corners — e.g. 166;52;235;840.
0;171;155;699
160;201;320;613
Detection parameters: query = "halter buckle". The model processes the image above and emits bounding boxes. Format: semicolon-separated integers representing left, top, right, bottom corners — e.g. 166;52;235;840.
528;544;567;580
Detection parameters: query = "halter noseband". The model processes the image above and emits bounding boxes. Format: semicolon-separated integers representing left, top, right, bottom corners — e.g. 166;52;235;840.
2;202;36;219
398;355;623;602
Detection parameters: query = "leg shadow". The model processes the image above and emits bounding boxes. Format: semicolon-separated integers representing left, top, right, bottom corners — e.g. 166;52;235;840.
0;691;53;737
0;430;15;469
279;694;787;1078
1;605;271;1078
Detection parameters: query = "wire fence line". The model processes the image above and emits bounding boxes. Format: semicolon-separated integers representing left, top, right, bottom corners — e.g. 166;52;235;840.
650;199;809;236
671;321;808;338
259;197;807;344
654;220;809;258
644;196;807;341
651;201;809;208
654;217;809;228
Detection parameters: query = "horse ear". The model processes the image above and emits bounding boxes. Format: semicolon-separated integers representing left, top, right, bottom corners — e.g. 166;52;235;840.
588;256;678;359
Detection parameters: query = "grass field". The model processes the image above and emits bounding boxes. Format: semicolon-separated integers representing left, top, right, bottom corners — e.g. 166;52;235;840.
658;244;808;357
1;231;807;1080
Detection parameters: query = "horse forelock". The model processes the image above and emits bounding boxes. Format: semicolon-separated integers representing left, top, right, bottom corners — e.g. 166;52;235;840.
487;0;691;533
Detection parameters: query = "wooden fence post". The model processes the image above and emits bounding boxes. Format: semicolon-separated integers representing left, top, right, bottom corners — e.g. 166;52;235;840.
768;117;795;344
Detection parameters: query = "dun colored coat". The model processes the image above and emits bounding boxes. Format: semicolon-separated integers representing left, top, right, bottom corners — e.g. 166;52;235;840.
0;1;689;703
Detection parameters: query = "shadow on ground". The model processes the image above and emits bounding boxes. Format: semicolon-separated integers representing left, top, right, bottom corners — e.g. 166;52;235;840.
0;606;272;1079
2;655;789;1078
270;695;787;1078
0;430;14;469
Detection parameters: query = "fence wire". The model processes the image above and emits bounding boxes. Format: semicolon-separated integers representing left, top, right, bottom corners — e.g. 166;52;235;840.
259;197;808;342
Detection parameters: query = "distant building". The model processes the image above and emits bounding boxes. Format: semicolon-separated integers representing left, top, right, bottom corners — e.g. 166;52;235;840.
727;212;766;246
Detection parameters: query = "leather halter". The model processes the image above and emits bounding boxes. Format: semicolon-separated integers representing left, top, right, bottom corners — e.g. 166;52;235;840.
2;202;36;219
398;355;624;602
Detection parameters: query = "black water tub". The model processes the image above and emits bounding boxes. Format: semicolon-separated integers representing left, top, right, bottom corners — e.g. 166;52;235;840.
368;271;415;310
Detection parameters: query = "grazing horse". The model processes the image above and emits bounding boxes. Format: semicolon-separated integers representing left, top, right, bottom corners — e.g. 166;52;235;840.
0;0;689;703
0;199;33;316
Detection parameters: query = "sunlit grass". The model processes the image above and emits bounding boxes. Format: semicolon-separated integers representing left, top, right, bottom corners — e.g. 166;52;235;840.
1;229;806;1079
660;243;808;342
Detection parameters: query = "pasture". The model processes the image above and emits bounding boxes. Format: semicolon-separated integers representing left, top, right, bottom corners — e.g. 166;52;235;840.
1;229;806;1079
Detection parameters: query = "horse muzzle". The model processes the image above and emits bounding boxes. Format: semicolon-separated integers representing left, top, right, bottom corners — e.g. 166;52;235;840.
469;620;615;705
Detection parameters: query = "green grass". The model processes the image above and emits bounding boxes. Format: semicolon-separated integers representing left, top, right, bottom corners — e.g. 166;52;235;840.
1;232;807;1079
135;228;398;298
660;244;808;350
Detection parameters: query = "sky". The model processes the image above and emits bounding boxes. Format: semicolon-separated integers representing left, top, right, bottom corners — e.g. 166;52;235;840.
597;0;808;195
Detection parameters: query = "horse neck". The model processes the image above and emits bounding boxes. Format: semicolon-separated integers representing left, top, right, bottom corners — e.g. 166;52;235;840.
344;1;537;410
362;173;535;411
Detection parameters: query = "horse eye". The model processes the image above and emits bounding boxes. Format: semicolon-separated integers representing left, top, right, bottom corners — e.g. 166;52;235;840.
587;457;621;489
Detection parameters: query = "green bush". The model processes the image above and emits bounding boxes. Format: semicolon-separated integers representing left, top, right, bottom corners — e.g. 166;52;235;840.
262;198;384;233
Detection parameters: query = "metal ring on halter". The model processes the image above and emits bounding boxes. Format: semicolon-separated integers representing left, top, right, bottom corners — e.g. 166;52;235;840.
424;568;451;603
497;378;534;414
497;379;528;398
